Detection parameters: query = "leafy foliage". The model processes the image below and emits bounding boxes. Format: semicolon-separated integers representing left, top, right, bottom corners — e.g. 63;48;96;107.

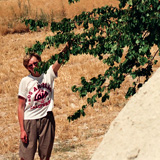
24;0;160;121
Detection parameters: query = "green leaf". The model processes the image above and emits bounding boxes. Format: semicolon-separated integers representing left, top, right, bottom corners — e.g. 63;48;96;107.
125;87;136;99
80;88;87;97
138;56;148;65
154;60;158;64
131;72;137;79
136;39;140;44
141;45;149;53
24;0;160;121
72;85;78;92
127;0;133;6
138;83;143;88
102;93;109;102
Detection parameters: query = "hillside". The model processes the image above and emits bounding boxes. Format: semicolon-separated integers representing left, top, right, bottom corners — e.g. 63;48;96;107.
0;0;159;159
91;66;160;160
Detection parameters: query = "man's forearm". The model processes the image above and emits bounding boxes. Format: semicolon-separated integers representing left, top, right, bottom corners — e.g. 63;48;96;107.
52;42;71;74
18;105;25;132
61;42;70;54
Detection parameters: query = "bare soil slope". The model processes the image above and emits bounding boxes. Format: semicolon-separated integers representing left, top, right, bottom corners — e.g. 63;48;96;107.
91;67;160;160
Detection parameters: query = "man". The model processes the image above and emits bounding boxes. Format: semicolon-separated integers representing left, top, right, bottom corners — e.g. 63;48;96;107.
18;42;71;160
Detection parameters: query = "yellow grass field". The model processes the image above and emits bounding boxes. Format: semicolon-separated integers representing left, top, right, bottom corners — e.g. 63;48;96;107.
0;0;159;159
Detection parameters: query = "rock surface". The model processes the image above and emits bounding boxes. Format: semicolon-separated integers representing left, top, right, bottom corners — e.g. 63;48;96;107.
91;68;160;160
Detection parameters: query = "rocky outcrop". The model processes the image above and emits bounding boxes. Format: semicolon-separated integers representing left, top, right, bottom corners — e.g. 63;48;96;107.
91;68;160;160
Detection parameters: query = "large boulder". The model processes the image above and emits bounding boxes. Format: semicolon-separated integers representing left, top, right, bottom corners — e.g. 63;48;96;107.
91;68;160;160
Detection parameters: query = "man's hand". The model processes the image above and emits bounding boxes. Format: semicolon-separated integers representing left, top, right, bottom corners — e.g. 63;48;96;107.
20;130;28;143
63;40;72;52
66;40;73;49
52;40;73;74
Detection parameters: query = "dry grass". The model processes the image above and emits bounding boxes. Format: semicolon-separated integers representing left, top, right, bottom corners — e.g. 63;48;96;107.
0;0;119;35
0;30;125;160
0;0;160;160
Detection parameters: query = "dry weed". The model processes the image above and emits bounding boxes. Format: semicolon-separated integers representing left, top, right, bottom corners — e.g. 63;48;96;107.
0;28;125;160
0;0;119;35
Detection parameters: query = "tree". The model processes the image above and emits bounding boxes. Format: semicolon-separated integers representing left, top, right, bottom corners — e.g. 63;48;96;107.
24;0;160;121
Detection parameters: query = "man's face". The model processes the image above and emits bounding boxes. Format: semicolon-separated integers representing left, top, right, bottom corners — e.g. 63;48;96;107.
27;56;40;77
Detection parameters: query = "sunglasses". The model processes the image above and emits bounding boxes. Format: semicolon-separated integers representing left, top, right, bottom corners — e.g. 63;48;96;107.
28;61;38;69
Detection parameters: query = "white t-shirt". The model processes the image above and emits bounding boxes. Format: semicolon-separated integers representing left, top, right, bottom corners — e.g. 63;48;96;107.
18;65;57;120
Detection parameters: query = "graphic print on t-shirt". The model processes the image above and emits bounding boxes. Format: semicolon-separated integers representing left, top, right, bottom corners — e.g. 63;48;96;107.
28;82;51;110
34;89;49;103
